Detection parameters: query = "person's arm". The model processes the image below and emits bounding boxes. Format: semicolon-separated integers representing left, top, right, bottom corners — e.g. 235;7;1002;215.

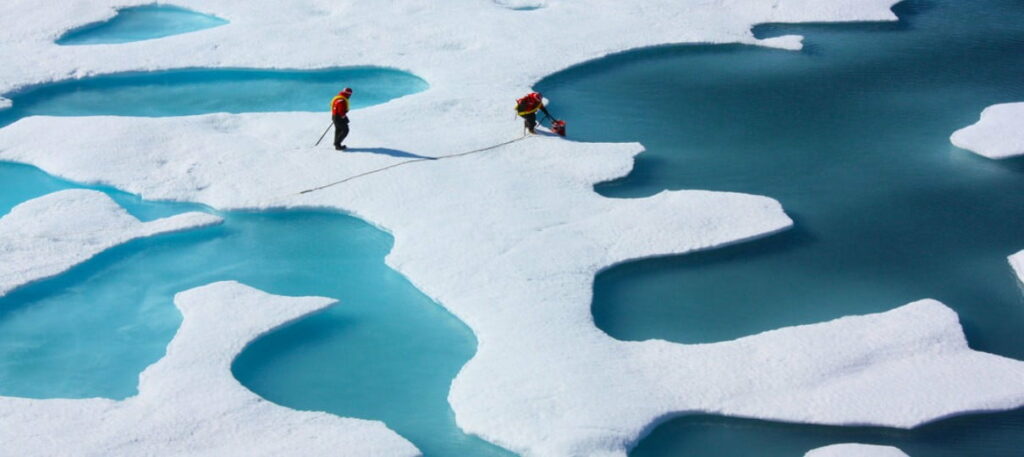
540;104;552;118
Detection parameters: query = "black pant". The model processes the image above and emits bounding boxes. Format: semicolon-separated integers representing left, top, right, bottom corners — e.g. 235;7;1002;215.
333;115;349;147
522;112;537;132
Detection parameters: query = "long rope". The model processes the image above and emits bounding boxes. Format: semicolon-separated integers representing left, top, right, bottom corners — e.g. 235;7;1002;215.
298;135;529;195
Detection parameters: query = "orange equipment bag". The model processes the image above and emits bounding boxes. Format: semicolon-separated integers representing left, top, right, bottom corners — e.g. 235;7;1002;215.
551;120;567;137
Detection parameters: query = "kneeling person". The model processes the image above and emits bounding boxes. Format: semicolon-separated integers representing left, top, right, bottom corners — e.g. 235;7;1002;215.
515;91;551;134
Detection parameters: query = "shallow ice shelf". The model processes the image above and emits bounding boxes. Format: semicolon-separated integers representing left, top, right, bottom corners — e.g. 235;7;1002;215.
0;67;427;128
56;5;228;45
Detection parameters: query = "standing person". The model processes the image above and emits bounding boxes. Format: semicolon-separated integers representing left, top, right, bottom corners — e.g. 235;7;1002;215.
331;87;353;150
515;91;551;134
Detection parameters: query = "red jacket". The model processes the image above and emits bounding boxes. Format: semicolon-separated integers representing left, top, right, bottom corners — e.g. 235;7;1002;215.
331;94;350;117
516;92;540;115
516;92;543;116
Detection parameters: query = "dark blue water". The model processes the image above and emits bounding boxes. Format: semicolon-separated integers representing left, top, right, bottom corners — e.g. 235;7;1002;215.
538;0;1024;454
56;5;228;45
0;67;427;128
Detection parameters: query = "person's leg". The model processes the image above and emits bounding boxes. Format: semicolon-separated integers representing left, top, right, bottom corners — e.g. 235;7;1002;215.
334;116;349;149
333;115;343;147
338;121;350;146
524;113;537;133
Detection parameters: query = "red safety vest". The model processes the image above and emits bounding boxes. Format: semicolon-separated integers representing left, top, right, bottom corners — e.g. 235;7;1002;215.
331;94;350;117
516;93;543;116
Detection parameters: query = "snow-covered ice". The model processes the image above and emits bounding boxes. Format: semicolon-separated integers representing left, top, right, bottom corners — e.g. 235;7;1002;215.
0;281;419;457
0;189;220;296
1010;250;1024;284
806;443;910;457
950;102;1024;159
0;0;900;99
6;120;1024;456
2;0;1024;456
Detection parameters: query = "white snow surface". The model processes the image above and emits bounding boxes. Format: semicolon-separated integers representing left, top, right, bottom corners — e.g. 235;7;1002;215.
0;281;419;457
806;444;910;457
950;102;1024;159
0;0;900;99
0;189;220;296
1011;250;1024;284
3;1;1024;457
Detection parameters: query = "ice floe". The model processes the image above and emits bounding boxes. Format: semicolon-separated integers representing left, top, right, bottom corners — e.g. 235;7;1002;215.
0;281;418;456
4;0;1024;456
806;443;910;457
0;189;220;296
1010;250;1024;284
951;102;1024;159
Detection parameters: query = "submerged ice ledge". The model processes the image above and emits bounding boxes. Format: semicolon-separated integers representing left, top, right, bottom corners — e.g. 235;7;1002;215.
950;102;1024;159
0;189;220;296
806;444;910;457
0;281;419;456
